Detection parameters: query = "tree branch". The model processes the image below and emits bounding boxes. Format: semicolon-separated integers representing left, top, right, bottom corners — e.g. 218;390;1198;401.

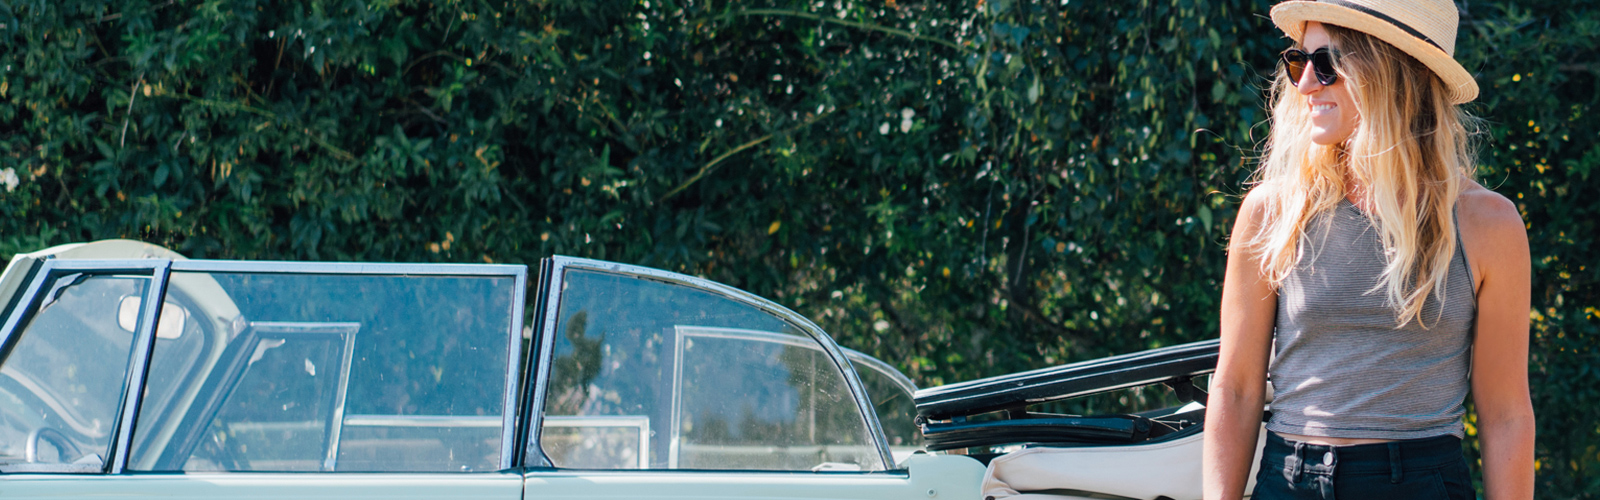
714;9;964;51
657;108;841;203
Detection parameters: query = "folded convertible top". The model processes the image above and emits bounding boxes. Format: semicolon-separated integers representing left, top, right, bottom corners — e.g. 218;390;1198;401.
913;339;1219;421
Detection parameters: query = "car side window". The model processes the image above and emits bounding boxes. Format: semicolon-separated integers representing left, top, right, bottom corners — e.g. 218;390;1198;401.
845;351;923;461
127;271;518;473
0;274;149;472
534;268;884;472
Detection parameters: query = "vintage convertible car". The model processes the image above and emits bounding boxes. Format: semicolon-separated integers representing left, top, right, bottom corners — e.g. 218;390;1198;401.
0;240;1258;500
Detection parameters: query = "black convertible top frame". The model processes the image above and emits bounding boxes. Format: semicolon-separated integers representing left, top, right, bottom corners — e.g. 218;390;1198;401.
913;339;1219;422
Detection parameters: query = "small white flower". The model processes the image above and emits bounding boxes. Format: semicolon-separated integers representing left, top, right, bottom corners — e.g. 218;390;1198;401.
1;168;18;192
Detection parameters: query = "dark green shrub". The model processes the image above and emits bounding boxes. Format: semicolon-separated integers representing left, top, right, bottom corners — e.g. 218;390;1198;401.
1;0;1594;494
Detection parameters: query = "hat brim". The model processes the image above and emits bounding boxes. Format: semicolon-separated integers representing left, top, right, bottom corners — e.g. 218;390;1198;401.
1271;1;1478;104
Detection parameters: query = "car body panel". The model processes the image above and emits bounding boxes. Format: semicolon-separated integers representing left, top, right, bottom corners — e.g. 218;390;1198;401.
522;453;982;500
0;473;522;500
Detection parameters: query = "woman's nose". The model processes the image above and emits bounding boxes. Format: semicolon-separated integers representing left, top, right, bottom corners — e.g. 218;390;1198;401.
1297;67;1323;94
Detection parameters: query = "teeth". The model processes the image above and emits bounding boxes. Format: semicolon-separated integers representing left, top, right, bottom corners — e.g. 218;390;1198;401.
1312;104;1334;111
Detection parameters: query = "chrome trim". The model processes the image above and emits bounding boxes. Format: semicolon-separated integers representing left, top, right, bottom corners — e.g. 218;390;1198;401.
0;261;55;368
513;259;552;469
0;255;45;332
531;257;896;471
499;266;529;471
522;468;912;478
25;260;168;272
0;259;172;473
344;415;503;427
171;260;522;275
523;259;562;468
0;461;105;474
111;259;171;473
667;330;684;469
292;322;361;471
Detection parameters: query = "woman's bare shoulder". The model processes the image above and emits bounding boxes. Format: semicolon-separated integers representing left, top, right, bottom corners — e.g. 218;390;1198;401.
1238;182;1281;222
1457;182;1528;280
1457;182;1525;239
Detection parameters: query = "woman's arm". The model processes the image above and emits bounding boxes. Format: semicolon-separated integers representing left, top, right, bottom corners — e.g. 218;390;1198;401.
1203;188;1279;500
1460;189;1536;500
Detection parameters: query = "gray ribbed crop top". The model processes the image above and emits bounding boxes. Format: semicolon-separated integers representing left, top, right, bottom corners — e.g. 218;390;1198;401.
1266;199;1477;439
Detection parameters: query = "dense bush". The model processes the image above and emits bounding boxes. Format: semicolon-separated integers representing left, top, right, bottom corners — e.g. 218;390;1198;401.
1;0;1595;494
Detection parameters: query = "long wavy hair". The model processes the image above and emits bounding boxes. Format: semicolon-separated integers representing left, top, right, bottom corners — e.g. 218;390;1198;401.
1249;24;1482;328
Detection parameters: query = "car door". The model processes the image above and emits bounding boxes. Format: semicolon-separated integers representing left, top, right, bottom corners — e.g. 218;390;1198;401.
520;257;983;500
0;256;528;500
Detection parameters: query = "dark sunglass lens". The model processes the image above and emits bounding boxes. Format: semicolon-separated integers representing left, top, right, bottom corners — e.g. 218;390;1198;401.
1310;50;1338;85
1281;48;1337;86
1282;50;1308;87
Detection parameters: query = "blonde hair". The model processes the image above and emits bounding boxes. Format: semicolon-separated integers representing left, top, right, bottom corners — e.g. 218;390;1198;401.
1249;25;1481;328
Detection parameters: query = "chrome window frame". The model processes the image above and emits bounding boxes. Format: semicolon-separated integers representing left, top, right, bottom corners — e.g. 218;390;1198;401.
665;326;915;470
523;257;896;472
0;259;170;474
0;258;528;473
247;321;361;471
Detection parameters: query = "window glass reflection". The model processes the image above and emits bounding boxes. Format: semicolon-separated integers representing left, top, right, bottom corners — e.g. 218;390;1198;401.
674;328;879;470
129;272;515;472
538;269;881;471
0;275;147;471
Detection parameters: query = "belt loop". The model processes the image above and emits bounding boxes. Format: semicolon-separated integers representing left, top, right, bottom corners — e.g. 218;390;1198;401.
1388;442;1403;484
1292;441;1306;483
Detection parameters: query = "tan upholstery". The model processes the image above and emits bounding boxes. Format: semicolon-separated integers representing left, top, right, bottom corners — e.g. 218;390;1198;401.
979;425;1266;500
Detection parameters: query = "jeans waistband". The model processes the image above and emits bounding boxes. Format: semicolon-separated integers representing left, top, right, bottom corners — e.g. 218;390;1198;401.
1262;431;1463;475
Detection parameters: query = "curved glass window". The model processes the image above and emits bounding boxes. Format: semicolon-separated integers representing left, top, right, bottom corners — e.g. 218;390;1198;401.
535;268;882;471
846;351;922;463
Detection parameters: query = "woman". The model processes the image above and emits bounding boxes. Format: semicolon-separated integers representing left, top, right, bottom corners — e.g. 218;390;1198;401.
1201;1;1535;499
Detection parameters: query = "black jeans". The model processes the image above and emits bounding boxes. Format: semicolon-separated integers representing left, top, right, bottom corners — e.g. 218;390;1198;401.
1251;432;1475;500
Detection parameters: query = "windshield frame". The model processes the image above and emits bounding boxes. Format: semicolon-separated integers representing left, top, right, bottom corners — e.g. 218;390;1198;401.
0;259;528;473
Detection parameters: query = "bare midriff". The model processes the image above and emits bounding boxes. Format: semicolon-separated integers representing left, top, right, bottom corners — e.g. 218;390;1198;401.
1273;431;1397;446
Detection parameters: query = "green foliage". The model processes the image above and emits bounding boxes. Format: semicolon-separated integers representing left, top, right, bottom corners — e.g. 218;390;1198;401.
1;0;1596;494
1457;2;1600;493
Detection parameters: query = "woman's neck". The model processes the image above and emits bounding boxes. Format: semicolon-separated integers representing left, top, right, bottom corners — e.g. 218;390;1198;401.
1342;170;1373;213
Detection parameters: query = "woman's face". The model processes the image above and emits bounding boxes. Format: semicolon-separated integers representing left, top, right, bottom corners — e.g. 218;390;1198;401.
1298;22;1359;145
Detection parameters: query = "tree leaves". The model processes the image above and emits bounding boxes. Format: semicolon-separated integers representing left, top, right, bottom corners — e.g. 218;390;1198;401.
1;0;1595;493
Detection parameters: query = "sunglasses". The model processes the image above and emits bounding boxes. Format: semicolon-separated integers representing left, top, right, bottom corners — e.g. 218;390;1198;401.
1281;48;1339;86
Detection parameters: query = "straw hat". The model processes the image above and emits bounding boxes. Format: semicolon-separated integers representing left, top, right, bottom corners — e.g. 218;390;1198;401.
1271;0;1479;104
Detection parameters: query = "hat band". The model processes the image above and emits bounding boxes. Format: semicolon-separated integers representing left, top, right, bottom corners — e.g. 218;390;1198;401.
1318;0;1444;52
